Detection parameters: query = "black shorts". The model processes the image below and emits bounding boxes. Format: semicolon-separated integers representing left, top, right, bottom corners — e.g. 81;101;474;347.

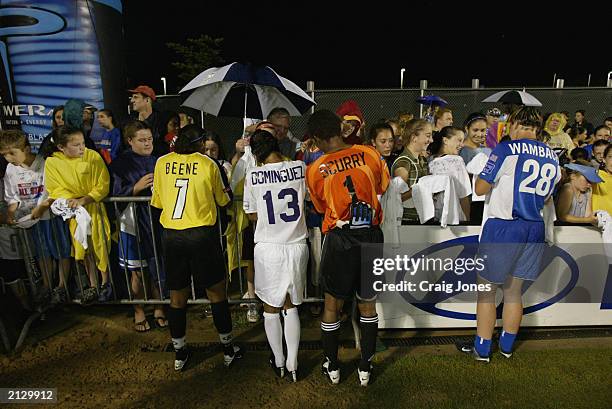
162;225;226;291
0;258;28;283
320;226;384;301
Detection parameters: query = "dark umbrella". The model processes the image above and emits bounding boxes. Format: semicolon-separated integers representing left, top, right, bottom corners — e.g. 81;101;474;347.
179;62;315;119
482;90;542;106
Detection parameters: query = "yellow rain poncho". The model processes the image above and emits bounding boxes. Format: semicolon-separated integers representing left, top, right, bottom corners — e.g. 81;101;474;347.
45;149;111;272
544;113;574;152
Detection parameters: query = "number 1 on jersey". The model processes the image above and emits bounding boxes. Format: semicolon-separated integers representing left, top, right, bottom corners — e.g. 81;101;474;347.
172;178;189;219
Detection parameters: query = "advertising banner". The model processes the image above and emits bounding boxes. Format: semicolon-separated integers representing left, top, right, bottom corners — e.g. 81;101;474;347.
376;225;612;328
0;0;124;150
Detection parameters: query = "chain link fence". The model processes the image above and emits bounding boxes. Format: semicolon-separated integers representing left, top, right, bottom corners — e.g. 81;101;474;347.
157;87;612;155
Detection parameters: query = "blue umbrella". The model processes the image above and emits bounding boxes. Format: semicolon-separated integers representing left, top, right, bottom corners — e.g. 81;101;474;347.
180;62;315;119
416;95;448;107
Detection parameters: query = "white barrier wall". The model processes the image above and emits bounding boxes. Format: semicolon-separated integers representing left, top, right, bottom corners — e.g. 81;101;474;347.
377;225;612;328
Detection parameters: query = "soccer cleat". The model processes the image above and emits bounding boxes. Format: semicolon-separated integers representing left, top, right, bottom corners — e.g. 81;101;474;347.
321;359;340;385
357;365;372;387
224;345;244;368
269;354;285;378
174;347;191;372
287;370;298;383
457;342;490;363
499;348;513;359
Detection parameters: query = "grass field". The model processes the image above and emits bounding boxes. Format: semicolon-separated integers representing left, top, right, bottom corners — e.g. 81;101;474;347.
0;305;610;409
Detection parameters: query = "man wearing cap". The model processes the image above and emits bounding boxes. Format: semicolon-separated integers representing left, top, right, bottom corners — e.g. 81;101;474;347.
129;85;168;156
485;108;502;149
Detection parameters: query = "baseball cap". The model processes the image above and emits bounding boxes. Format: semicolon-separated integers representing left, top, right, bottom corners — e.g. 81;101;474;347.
564;163;603;183
128;85;156;101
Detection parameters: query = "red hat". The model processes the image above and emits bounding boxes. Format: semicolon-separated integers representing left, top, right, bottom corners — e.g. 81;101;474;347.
128;85;156;101
336;100;363;124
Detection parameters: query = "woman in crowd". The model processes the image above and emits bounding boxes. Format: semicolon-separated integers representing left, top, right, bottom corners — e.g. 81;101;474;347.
369;122;396;172
97;109;122;164
204;130;232;178
163;111;181;152
568;126;588;148
592;145;612;215
544;113;574;154
459;113;490;165
556;162;600;224
391;119;433;222
44;126;112;303
433;108;453;132
427;126;471;220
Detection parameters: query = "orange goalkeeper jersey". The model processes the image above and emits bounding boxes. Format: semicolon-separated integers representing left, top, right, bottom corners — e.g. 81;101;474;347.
306;145;390;233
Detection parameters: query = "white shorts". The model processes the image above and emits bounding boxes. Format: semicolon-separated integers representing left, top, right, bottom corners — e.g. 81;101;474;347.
254;241;309;308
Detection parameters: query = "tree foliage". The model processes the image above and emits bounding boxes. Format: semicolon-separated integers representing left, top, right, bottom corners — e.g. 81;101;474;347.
167;35;224;83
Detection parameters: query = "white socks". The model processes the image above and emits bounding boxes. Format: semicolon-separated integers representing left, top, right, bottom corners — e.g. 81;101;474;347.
283;307;300;372
263;311;285;368
172;336;185;351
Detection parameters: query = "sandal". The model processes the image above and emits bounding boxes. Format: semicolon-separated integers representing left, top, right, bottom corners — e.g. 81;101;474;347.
154;316;168;329
134;319;151;333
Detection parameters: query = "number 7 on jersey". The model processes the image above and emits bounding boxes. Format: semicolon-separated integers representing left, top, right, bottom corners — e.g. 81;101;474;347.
172;178;189;219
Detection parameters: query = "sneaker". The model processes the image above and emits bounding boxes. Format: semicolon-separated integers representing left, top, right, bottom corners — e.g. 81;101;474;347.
287;370;298;383
174;347;191;371
357;364;372;387
269;354;285;378
499;348;513;359
81;287;98;305
247;303;259;323
224;345;244;368
97;283;113;302
457;342;490;363
321;359;340;385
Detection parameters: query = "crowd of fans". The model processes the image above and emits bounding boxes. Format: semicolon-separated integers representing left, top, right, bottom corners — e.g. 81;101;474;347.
1;84;611;337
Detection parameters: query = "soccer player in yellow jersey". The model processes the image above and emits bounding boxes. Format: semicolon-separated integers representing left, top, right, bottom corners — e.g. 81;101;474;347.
151;125;243;371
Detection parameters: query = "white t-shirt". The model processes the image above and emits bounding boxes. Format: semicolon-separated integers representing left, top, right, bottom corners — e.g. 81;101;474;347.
243;160;307;244
428;155;472;198
3;155;49;220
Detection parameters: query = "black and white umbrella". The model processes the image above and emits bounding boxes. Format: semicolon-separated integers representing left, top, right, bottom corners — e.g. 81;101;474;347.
482;90;542;107
179;62;315;119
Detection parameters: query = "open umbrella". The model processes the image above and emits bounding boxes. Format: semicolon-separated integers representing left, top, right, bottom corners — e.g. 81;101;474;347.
416;95;448;107
179;62;315;119
482;90;542;107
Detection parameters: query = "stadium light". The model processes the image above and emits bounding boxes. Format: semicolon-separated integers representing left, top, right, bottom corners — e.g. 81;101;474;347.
400;68;406;89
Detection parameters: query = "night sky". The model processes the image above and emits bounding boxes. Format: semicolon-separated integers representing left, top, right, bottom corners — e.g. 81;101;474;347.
123;1;609;95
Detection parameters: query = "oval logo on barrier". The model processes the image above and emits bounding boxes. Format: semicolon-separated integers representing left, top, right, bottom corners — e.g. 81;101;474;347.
395;235;579;320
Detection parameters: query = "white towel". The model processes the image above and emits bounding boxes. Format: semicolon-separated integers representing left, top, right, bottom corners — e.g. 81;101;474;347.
412;175;462;227
596;211;612;263
542;199;557;245
380;177;409;245
466;153;490;202
50;198;92;250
